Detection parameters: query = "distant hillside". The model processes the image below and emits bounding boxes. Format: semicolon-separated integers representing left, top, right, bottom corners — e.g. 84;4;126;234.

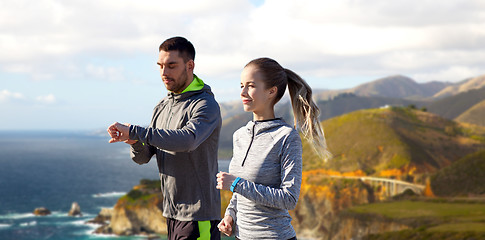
318;93;421;120
433;74;485;98
219;100;244;119
426;87;485;119
430;150;485;196
350;75;448;99
455;99;485;127
315;75;450;100
302;107;485;179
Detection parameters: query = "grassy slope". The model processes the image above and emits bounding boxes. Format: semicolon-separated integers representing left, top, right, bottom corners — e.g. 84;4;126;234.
317;93;420;120
304;107;412;173
427;87;485;119
455;99;485;127
431;150;485;197
117;179;162;206
302;107;485;178
349;200;485;221
345;199;485;239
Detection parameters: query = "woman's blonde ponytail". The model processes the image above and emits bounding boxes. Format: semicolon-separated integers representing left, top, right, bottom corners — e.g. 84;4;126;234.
285;69;332;161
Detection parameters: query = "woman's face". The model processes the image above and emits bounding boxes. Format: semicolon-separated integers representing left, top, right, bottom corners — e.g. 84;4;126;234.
240;65;275;116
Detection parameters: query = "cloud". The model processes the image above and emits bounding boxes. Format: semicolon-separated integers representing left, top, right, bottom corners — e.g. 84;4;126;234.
194;0;485;83
412;66;485;82
85;64;125;82
0;90;57;105
0;90;25;103
35;94;57;104
0;0;484;87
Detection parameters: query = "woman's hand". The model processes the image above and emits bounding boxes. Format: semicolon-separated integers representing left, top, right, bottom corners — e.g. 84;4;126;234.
216;172;237;191
217;215;234;236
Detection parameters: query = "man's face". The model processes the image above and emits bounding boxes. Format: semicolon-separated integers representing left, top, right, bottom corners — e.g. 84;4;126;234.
157;50;194;93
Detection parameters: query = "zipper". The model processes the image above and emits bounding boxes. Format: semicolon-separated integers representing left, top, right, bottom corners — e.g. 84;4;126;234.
161;95;176;172
166;96;175;129
241;123;256;166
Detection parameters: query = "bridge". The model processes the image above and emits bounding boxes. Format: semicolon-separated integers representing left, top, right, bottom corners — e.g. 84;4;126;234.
326;175;426;197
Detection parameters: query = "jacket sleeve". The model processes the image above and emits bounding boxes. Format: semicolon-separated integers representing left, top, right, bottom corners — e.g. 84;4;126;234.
224;193;238;222
129;140;156;164
128;97;221;152
233;131;303;210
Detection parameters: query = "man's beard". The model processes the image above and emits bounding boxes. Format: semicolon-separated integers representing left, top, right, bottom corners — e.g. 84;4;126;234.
166;68;189;93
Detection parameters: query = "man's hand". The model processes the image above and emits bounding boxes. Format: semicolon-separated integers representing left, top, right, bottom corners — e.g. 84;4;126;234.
217;215;234;236
107;122;132;143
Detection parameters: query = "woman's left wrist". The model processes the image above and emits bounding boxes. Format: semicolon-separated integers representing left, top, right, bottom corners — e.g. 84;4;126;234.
230;177;241;192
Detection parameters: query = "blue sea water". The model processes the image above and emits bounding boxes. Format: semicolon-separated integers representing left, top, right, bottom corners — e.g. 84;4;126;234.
0;131;230;240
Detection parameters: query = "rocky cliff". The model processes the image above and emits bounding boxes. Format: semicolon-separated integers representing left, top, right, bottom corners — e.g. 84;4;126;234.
92;179;167;236
91;173;414;239
289;170;412;240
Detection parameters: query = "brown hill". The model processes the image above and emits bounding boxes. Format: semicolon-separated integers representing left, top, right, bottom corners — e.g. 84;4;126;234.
315;75;451;100
350;75;445;99
426;87;485;120
455;99;485;127
302;107;485;181
430;150;485;197
317;93;421;120
433;74;485;98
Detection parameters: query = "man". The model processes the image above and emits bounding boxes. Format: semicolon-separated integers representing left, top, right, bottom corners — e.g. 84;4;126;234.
107;36;222;240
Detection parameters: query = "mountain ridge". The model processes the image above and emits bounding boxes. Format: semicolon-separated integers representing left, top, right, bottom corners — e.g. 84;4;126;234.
313;74;454;100
433;74;485;98
455;99;485;127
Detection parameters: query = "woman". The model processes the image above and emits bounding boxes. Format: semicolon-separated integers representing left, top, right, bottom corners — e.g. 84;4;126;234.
216;58;330;239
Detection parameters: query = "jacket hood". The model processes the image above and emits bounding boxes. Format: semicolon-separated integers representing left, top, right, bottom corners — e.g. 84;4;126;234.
168;83;214;101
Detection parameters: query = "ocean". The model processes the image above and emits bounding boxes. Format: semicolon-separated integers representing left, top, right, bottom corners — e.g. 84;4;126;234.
0;131;230;240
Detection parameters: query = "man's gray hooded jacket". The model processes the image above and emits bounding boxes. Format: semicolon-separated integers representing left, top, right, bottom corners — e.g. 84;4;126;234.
128;79;221;221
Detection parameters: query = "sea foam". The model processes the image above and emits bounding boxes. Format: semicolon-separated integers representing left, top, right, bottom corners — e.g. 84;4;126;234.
0;213;33;220
0;223;12;228
92;192;125;198
19;221;37;227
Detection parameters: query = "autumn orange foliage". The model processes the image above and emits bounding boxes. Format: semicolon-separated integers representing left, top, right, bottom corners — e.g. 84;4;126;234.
424;177;435;197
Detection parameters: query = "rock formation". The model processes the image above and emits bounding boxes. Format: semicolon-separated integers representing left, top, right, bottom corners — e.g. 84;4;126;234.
87;208;112;225
108;198;166;235
33;207;51;216
68;202;82;216
90;179;166;236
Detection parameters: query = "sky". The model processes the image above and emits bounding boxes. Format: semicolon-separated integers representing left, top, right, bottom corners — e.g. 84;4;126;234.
1;0;485;130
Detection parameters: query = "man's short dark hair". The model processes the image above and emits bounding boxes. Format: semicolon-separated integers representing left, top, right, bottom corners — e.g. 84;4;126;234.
159;36;196;63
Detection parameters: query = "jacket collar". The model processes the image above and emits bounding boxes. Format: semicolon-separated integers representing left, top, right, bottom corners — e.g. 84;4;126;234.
181;74;205;93
245;118;288;136
167;75;213;100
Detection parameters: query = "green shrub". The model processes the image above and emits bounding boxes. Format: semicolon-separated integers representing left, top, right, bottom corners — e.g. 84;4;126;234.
126;189;143;200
